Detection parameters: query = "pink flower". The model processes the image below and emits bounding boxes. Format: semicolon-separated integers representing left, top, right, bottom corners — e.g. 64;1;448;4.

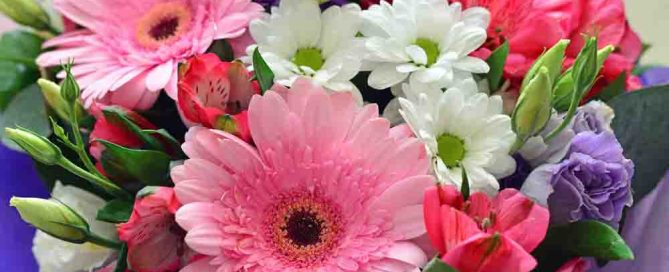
172;78;434;271
36;0;264;110
423;185;549;272
89;104;157;162
117;187;190;272
556;258;590;272
177;54;258;142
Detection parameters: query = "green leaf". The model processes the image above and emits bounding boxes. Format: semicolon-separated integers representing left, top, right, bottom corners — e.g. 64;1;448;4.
142;129;185;159
99;140;172;188
533;220;634;271
114;243;128;272
206;39;235;62
460;166;470;201
252;48;275;94
594;72;627;102
102;106;164;151
0;31;43;110
486;41;509;92
609;85;669;201
0;31;43;66
96;199;133;223
423;257;459;272
0;84;50;151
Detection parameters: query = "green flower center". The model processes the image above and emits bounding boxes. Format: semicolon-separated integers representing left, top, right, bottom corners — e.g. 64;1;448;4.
437;134;466;168
292;48;325;71
414;38;440;66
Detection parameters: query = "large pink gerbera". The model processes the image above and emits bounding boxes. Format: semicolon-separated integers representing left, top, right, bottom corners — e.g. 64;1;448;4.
172;78;435;271
36;0;264;110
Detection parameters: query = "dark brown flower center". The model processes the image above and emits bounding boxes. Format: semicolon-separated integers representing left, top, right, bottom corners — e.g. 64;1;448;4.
284;210;323;246
149;16;180;41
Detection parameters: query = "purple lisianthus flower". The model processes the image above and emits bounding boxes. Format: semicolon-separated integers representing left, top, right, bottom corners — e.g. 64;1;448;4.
572;100;615;134
522;131;634;226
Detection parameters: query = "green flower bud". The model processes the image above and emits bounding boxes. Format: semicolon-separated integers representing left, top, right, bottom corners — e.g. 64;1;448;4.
61;65;81;104
513;67;553;141
521;39;570;91
38;79;70;120
0;0;51;31
5;127;62;165
553;45;615;111
10;197;90;243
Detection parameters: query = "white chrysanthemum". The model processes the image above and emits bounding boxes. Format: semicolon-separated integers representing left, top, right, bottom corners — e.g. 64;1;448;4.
361;0;490;90
399;79;516;194
248;0;364;101
32;182;117;272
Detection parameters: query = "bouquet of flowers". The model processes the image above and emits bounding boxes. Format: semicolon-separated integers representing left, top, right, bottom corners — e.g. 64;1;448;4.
1;0;667;271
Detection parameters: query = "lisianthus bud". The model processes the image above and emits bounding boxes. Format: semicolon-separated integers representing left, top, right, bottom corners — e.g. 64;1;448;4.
38;79;70;120
0;0;51;31
10;197;89;243
521;40;570;91
513;67;553;142
553;46;615;111
61;66;81;104
5;127;62;165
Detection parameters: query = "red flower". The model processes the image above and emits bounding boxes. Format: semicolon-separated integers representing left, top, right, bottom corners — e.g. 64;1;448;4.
423;185;550;272
557;258;590;272
177;54;259;142
89;104;157;162
117;187;191;272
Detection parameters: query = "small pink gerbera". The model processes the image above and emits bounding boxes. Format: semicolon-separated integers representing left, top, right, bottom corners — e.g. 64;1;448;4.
172;78;435;271
37;0;264;110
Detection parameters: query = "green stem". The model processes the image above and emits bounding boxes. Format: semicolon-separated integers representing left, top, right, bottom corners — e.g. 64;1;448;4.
69;106;105;178
87;232;122;249
58;158;130;199
510;137;526;154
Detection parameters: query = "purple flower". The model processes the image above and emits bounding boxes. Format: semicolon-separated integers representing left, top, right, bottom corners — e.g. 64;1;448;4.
573;101;615;134
522;131;634;226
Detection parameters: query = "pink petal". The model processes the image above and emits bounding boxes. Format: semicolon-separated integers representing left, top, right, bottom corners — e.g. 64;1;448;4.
443;234;537;272
492;189;549;252
467;192;493;221
175;203;221;231
179;257;218;272
383;241;428;268
373;175;435;211
184;225;224;256
392;204;427;239
146;60;175;92
440;206;482;252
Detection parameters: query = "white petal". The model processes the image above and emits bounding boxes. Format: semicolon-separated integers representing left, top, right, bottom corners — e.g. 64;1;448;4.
405;45;428;65
368;63;409;89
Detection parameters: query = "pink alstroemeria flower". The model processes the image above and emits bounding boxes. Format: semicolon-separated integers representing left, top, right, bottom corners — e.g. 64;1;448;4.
117;187;190;272
177;54;258;142
423;185;549;272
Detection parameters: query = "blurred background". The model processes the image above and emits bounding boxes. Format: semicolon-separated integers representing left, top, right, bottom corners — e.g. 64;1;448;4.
625;0;669;65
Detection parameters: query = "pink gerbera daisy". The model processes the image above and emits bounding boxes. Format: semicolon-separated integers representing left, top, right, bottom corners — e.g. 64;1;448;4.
172;78;435;271
36;0;264;110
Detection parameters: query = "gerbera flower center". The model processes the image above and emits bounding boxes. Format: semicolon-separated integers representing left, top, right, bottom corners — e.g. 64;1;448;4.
292;48;325;71
415;38;440;66
437;133;466;168
136;3;193;49
265;192;342;267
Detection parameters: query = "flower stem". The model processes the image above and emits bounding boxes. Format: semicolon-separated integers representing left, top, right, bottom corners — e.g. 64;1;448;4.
58;158;130;200
69;105;105;178
87;232;122;249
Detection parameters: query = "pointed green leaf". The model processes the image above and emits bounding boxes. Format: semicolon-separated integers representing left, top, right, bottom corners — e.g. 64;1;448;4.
252;48;275;94
114;243;128;272
461;166;470;201
486;41;509;92
99;140;171;188
423;256;459;272
96;199;133;223
533;220;634;271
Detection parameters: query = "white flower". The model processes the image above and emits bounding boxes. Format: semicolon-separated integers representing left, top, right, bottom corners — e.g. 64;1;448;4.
399;79;516;194
247;0;364;101
361;0;490;90
32;182;116;272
